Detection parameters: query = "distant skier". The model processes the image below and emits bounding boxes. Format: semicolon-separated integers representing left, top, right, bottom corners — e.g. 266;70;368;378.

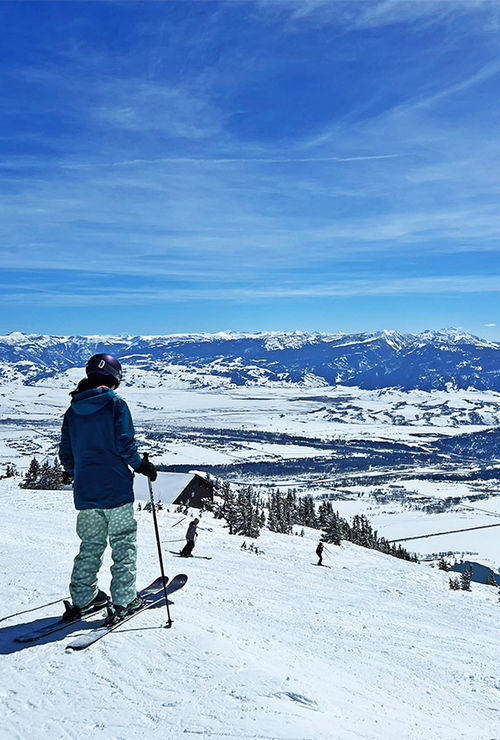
59;353;157;624
316;541;324;566
179;517;200;557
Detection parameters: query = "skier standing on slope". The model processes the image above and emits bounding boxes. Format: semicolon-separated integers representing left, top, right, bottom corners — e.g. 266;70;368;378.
179;517;200;557
59;353;157;624
316;540;324;566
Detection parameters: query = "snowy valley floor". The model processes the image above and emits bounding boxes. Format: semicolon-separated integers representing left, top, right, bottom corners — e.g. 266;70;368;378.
0;481;499;740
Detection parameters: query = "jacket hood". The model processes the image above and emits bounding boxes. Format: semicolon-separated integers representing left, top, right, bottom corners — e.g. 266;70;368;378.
71;387;116;415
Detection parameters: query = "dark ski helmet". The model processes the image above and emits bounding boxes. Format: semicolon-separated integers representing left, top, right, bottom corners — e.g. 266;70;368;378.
85;353;122;385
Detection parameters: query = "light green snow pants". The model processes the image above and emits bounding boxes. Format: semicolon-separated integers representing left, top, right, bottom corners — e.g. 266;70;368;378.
70;503;137;608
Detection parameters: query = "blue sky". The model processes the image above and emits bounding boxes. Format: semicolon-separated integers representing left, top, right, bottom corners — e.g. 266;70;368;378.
1;0;499;338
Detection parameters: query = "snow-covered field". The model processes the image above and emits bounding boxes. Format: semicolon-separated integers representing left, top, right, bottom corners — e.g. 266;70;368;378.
1;478;499;740
2;379;500;443
1;383;499;476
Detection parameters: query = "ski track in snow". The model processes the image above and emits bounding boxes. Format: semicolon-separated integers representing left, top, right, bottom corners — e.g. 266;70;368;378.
0;482;499;740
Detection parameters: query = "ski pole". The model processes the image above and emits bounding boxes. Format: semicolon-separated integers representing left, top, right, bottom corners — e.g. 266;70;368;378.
144;453;172;628
171;517;186;528
0;597;65;624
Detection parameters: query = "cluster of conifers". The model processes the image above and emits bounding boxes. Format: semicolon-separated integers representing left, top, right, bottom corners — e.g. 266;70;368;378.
210;479;418;563
21;457;63;490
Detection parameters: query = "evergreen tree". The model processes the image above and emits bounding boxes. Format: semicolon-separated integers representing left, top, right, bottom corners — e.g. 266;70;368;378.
449;577;461;590
349;514;361;545
295;494;318;529
286;489;297;524
232;485;260;538
266;490;278;533
23;457;40;489
438;558;450;572
5;464;17;478
37;461;52;489
22;457;40;488
267;489;293;535
322;511;344;546
318;500;334;529
304;495;318;528
460;565;473;591
48;458;64;489
282;490;294;533
485;571;497;587
351;515;376;548
378;537;392;555
213;479;237;533
224;488;238;535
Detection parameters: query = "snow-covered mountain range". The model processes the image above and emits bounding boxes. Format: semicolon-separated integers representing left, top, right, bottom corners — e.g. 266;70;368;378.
0;329;498;391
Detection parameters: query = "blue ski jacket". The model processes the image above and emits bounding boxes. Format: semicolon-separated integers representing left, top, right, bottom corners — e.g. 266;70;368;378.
59;387;142;510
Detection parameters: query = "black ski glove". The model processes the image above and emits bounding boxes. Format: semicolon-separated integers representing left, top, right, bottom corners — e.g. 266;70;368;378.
136;458;157;482
62;471;74;485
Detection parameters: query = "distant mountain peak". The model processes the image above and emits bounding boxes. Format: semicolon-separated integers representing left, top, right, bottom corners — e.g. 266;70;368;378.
0;330;498;392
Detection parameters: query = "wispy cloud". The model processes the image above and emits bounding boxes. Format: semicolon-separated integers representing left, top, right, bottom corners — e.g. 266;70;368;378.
1;272;498;307
62;153;400;168
261;0;500;30
350;0;495;29
408;60;500;112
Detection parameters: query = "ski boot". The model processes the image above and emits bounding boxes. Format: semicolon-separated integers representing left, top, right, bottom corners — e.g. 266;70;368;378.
104;595;144;627
61;589;110;622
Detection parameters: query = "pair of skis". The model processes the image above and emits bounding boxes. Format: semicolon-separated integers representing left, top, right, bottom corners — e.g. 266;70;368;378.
13;574;187;651
169;551;212;560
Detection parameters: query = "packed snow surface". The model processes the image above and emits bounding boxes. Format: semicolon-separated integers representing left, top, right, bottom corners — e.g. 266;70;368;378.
1;479;498;740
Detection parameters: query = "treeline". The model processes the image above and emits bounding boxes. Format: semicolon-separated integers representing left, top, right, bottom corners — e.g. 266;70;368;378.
212;480;417;563
21;457;64;490
322;511;417;562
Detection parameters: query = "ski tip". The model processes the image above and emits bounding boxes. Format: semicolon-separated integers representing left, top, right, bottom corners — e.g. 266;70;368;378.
170;573;188;587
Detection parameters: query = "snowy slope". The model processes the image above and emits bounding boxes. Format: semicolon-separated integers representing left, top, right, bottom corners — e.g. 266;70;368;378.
1;479;498;740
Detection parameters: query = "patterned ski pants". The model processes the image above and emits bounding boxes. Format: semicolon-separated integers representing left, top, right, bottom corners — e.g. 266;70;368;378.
70;503;137;608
